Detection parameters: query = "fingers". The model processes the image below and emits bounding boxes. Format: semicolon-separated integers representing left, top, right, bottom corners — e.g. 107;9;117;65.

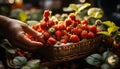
16;32;43;47
22;24;42;37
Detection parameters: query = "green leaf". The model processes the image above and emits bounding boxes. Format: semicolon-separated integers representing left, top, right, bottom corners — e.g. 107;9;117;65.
13;56;27;68
108;26;119;34
102;50;113;60
0;39;17;54
118;34;120;36
26;59;40;68
101;63;112;69
78;3;91;12
19;12;27;22
63;7;74;12
22;66;31;69
86;54;103;65
10;9;24;19
113;39;117;44
70;4;79;11
97;31;110;36
102;21;116;27
88;8;103;18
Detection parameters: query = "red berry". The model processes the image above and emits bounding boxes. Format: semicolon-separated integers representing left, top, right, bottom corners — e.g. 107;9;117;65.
63;35;69;40
89;25;97;33
37;28;43;32
37;36;45;44
61;30;67;36
32;25;39;30
81;20;88;25
47;37;57;45
114;44;119;48
87;31;95;38
65;19;72;26
66;26;72;32
71;28;79;35
70;35;80;43
43;17;49;22
27;34;34;40
44;10;50;17
40;23;48;30
69;13;76;20
48;20;55;27
44;32;50;40
81;31;88;39
75;19;81;24
55;30;62;40
77;28;82;35
72;21;78;27
60;39;67;44
54;25;59;31
59;24;66;30
81;24;88;30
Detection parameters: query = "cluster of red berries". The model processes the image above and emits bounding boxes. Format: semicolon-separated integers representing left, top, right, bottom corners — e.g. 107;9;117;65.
27;10;99;46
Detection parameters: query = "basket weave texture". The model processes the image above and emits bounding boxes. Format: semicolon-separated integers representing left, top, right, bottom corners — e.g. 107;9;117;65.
33;35;104;61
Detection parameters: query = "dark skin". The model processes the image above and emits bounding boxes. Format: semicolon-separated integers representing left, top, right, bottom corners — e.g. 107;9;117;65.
0;15;43;51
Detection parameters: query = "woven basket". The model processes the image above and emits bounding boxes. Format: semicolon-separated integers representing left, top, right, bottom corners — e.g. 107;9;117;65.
33;35;104;62
6;35;105;68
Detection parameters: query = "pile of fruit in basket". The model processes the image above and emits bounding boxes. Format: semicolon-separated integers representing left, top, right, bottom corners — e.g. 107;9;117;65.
27;10;103;46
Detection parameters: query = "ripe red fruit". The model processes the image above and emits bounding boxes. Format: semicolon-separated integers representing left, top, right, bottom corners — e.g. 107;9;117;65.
47;37;57;45
69;13;76;20
54;25;59;30
65;19;72;26
87;31;95;38
44;32;50;40
43;17;49;22
81;24;88;30
44;10;50;17
81;31;88;39
89;25;97;33
40;23;48;30
75;19;81;24
48;20;55;27
66;26;72;32
77;28;82;35
27;34;34;40
60;39;67;44
37;28;43;32
61;30;67;36
37;36;45;44
63;35;69;40
59;24;66;30
72;21;78;27
81;20;88;25
71;28;79;35
70;35;80;43
114;43;119;48
32;25;39;30
55;30;62;40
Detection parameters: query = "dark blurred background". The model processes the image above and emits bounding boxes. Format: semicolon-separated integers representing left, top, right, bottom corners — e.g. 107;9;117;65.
0;0;120;26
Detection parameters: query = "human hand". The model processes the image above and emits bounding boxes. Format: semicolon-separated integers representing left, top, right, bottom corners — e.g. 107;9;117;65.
1;18;43;51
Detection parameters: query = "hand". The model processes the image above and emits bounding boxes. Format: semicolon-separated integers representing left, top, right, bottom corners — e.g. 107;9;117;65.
1;19;43;51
